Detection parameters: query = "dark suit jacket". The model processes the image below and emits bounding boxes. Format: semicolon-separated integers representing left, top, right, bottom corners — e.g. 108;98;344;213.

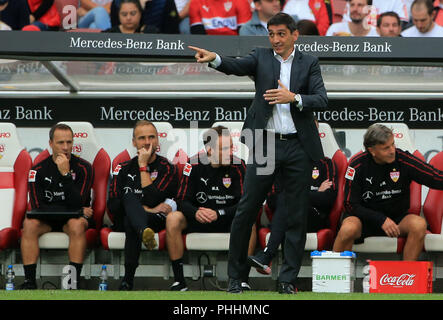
215;47;328;162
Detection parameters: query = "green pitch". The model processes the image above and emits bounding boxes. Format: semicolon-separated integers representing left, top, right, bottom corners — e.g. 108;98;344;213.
0;290;442;300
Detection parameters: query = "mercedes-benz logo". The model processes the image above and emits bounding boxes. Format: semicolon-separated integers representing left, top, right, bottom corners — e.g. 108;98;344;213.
362;191;373;201
196;192;208;204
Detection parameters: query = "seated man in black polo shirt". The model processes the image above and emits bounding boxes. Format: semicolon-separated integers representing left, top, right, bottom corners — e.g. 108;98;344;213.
165;125;256;291
21;123;94;289
333;123;443;260
107;120;178;290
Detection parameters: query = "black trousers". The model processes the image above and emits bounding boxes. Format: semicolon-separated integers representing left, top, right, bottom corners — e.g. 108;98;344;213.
123;193;166;268
228;136;312;285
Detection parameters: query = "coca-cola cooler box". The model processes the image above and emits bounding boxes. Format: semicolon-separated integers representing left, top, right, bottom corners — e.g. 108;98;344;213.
368;261;433;293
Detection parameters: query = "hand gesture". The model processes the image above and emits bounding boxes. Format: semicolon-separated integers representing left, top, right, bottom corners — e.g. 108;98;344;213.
55;153;70;176
138;144;153;167
263;80;295;105
381;217;401;238
195;207;217;223
318;179;333;192
188;46;217;63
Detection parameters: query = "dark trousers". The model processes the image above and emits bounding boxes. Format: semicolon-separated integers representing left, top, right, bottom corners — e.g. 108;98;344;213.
228;136;311;285
123;193;166;268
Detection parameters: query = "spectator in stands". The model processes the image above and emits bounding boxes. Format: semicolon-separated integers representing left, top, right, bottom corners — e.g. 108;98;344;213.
282;0;330;36
402;0;443;36
20;124;94;289
0;0;30;30
435;0;443;26
107;121;178;291
376;11;402;36
104;0;158;33
189;0;252;35
110;0;181;33
240;0;281;36
249;156;338;274
77;0;112;30
342;0;409;27
22;0;61;31
165;126;256;291
326;0;379;36
297;18;320;34
333;124;443;261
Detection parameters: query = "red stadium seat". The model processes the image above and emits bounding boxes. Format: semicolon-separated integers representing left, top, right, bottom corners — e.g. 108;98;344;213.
423;151;443;252
351;123;424;254
0;123;32;250
258;122;347;251
30;121;110;249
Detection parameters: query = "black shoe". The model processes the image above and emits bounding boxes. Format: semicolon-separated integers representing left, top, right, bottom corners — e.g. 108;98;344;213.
278;282;297;294
247;250;272;275
170;281;188;291
227;278;242;294
19;280;37;290
119;280;133;291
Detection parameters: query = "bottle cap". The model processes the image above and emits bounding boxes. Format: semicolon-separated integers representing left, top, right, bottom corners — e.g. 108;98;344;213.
8;265;12;268
102;265;107;269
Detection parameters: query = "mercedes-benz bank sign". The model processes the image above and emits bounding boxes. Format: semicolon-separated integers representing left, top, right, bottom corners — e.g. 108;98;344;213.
1;31;443;61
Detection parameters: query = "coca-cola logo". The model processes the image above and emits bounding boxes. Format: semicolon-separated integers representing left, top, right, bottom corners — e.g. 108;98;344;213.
379;273;415;287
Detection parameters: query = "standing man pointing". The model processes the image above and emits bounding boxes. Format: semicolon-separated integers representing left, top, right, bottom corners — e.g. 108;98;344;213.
189;12;328;294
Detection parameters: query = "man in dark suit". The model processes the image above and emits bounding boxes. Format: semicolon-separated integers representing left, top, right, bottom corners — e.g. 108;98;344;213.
189;12;328;294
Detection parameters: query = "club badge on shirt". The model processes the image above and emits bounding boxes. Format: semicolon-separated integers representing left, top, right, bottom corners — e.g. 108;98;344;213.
312;168;319;179
28;170;37;182
150;170;158;181
345;166;355;180
223;175;231;188
390;169;400;183
183;163;192;176
113;164;122;176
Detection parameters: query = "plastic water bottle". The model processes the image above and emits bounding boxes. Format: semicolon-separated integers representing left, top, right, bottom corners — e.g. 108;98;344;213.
99;265;108;291
5;265;15;291
362;264;370;293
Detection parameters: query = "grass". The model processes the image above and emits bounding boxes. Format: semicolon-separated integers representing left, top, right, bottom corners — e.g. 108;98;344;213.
0;290;442;300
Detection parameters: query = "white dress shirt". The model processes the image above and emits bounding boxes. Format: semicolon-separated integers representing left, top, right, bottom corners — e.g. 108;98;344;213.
210;46;302;134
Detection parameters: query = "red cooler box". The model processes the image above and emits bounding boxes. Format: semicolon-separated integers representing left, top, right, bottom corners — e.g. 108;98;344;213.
368;261;433;293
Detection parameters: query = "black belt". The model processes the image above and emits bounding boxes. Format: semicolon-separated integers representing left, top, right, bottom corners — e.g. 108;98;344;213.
266;131;298;140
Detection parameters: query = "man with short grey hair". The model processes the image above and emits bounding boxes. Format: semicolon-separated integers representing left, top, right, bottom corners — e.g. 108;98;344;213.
333;123;443;260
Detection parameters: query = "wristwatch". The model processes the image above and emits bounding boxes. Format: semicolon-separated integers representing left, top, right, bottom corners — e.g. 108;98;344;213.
293;93;301;105
139;166;148;172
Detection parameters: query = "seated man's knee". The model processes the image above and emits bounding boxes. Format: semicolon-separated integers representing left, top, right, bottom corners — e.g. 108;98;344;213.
22;218;45;236
166;211;185;232
409;216;427;236
338;217;362;240
65;218;87;237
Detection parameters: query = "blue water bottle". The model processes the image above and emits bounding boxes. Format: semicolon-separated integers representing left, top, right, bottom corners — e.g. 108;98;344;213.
5;265;15;291
99;265;108;291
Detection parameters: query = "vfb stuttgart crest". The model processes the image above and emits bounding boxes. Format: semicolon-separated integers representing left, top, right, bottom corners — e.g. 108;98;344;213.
223;176;231;188
390;169;400;182
312;168;319;179
224;1;232;11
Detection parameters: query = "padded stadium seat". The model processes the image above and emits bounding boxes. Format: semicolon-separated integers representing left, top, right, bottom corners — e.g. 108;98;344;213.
258;122;347;251
101;122;177;251
31;121;110;249
351;123;424;254
0;123;32;250
423;152;443;251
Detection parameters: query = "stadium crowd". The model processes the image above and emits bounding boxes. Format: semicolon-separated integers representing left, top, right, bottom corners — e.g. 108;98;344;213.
0;0;442;36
